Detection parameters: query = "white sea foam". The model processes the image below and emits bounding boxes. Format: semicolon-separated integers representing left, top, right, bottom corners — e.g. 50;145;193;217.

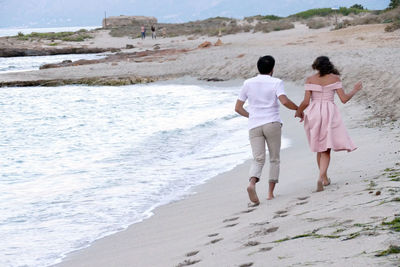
0;83;290;266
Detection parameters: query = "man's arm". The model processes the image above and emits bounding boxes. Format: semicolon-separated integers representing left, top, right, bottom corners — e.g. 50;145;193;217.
278;95;298;110
235;100;249;118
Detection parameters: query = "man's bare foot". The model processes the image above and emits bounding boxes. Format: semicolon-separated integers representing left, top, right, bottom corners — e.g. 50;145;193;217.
247;184;260;204
267;194;275;200
316;179;324;192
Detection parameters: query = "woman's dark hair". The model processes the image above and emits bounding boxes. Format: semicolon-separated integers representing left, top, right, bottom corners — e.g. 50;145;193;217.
312;56;340;76
257;55;275;74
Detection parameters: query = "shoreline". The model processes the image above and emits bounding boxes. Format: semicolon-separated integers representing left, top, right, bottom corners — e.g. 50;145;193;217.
1;24;399;120
55;82;400;266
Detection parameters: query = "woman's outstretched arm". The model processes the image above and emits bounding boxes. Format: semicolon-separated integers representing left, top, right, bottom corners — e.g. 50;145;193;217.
336;81;363;104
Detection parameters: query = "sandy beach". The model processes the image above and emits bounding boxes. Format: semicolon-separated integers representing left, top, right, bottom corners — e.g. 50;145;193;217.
1;20;399;266
55;79;400;266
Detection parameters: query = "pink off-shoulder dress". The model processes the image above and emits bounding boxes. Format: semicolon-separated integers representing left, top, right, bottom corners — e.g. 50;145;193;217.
303;82;357;153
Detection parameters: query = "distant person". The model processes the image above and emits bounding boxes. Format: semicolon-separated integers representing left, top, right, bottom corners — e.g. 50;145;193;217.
295;56;362;192
151;25;156;39
235;55;299;205
141;25;146;40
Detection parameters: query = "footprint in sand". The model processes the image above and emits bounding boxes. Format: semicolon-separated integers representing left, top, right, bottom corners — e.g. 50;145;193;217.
250;220;270;226
185;251;200;257
258;247;273;252
207;233;219;237
225;223;239;228
241;208;256;214
249;226;279;238
223;217;239;223
247;247;273;256
273;210;288;218
176;259;201;267
275;210;287;215
243;241;260;247
248;247;273;256
297;196;310;201
207;238;223;245
296;201;309;205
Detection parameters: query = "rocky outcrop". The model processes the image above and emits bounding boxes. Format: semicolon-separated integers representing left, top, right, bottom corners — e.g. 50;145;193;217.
0;76;158;87
0;47;110;57
214;39;223;46
198;41;212;48
103;16;157;28
38;48;192;70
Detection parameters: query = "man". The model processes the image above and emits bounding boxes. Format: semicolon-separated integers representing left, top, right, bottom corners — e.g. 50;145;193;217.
235;55;299;204
151;25;156;39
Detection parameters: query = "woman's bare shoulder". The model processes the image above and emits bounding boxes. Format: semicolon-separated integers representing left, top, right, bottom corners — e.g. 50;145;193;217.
329;74;341;82
305;74;318;83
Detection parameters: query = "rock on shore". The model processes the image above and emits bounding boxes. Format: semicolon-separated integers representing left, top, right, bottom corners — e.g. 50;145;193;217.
0;47;111;57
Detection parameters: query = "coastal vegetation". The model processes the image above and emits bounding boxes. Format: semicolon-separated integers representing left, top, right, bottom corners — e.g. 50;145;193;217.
15;29;93;42
289;7;368;19
108;5;400;38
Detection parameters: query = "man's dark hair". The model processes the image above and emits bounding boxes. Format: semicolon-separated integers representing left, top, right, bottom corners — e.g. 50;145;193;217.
257;55;275;74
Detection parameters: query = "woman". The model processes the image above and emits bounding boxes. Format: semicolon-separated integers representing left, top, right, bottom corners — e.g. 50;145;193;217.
295;56;362;192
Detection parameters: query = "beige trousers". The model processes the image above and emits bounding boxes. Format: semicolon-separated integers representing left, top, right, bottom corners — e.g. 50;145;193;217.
249;122;282;183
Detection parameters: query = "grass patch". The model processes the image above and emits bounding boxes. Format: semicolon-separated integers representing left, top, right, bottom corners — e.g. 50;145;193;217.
342;232;360;241
254;20;294;33
333;228;345;233
273;237;290;243
382;217;400;232
290;7;367;19
15;31;92;42
375;245;400;257
261;15;282;21
273;233;340;243
367;181;377;190
306;18;330;29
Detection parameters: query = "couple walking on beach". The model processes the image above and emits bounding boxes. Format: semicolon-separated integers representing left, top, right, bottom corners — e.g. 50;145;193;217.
235;55;362;205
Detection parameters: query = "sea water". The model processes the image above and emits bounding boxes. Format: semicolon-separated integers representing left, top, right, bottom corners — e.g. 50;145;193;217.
0;82;290;266
0;26;100;38
0;26;106;73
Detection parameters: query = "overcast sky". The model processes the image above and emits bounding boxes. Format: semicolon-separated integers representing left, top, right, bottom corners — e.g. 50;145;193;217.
0;0;391;28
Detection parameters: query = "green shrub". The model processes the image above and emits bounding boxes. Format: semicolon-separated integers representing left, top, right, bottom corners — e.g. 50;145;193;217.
385;20;400;31
254;20;294;33
261;15;282;20
13;31;92;42
388;0;400;9
351;4;364;10
290;7;367;19
306;18;330;29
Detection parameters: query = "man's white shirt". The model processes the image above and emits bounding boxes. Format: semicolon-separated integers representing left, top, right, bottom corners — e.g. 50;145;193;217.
238;74;286;130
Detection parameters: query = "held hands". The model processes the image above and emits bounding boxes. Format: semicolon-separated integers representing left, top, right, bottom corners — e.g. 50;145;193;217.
295;109;304;122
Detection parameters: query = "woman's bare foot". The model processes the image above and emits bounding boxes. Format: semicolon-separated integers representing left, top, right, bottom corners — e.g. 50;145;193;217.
323;177;331;186
247;184;260;204
316;179;324;192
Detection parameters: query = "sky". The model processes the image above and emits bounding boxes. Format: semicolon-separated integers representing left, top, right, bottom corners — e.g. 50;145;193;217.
0;0;391;28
